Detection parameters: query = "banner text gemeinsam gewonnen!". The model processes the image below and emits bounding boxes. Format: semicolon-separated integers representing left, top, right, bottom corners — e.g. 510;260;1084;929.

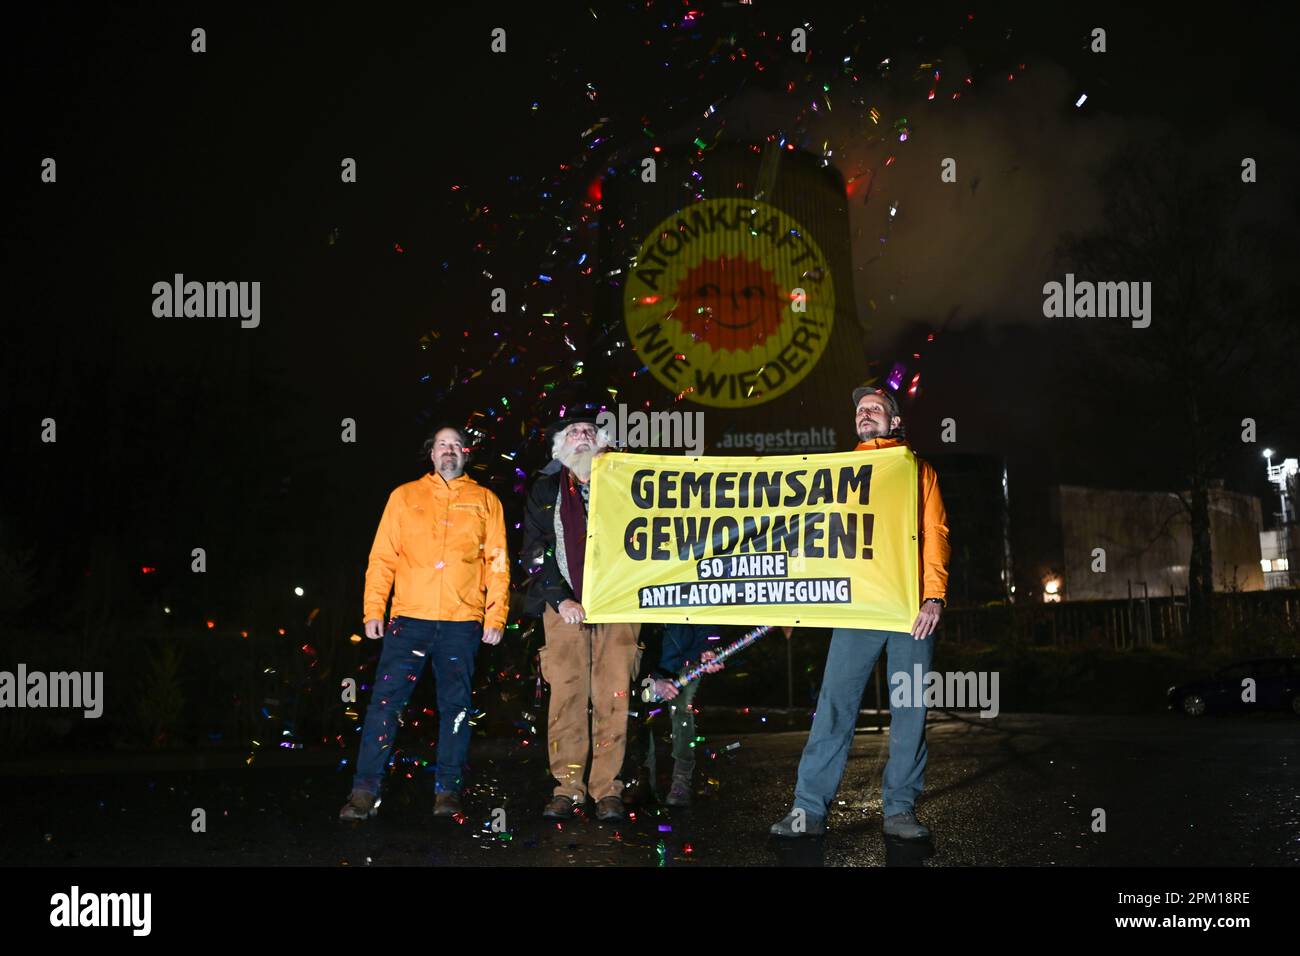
581;447;920;631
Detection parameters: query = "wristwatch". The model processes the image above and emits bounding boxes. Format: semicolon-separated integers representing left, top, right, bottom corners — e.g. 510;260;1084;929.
924;597;945;608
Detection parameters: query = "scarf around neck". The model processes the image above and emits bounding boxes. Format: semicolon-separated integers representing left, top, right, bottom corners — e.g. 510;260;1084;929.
558;466;588;602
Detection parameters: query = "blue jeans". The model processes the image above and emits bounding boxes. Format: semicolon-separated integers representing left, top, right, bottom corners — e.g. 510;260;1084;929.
793;627;934;819
351;616;482;794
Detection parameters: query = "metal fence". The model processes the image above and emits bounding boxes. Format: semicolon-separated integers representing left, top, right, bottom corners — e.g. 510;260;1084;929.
941;588;1300;649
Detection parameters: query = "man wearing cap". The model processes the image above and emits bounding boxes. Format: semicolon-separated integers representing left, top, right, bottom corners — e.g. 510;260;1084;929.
770;385;951;840
522;417;642;823
339;424;509;822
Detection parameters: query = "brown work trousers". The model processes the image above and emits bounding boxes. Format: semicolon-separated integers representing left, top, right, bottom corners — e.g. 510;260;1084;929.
539;606;642;801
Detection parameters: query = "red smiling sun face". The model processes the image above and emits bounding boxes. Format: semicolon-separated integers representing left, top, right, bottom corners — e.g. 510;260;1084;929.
670;253;787;353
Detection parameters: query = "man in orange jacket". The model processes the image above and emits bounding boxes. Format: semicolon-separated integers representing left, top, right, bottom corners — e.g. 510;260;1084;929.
340;425;509;822
770;385;951;840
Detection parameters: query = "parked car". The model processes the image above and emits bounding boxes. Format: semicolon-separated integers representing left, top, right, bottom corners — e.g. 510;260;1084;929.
1167;658;1300;717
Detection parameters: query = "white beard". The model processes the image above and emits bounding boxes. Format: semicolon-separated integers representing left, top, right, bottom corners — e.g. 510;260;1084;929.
559;446;595;481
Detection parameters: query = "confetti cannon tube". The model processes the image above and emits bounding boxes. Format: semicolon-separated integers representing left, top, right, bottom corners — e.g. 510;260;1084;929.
639;624;775;703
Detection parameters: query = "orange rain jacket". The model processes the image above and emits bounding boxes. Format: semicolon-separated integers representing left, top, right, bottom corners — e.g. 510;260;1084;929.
362;473;510;630
855;437;950;603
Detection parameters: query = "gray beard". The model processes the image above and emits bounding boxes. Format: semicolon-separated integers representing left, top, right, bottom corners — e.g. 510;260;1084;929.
559;447;595;481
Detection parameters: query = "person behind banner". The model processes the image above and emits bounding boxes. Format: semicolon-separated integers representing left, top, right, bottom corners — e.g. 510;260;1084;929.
522;417;643;823
340;425;509;822
770;385;950;841
636;624;723;807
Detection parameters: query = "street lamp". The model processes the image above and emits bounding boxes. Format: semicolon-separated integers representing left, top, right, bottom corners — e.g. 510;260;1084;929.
1043;576;1062;604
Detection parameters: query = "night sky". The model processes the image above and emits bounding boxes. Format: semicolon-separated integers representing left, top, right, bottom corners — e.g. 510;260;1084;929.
5;1;1300;636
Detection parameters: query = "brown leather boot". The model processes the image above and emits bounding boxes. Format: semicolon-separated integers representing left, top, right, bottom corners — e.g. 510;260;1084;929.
595;795;625;822
542;794;578;819
433;791;463;818
339;790;379;822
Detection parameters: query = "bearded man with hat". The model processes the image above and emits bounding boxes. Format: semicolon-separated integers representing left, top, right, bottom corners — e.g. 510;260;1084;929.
522;414;643;823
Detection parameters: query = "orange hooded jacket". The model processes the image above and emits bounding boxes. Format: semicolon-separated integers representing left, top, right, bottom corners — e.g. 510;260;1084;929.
855;437;950;603
362;473;510;629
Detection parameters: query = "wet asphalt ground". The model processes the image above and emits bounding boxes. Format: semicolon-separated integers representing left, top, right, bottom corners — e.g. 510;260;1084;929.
5;712;1298;867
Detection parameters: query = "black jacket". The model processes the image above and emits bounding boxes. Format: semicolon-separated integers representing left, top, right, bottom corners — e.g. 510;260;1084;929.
521;465;577;615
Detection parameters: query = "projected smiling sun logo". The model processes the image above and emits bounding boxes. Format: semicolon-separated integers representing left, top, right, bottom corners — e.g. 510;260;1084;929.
674;253;786;353
624;198;834;408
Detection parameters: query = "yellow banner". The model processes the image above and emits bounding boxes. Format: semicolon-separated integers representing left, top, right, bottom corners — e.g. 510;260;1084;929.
582;447;919;631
